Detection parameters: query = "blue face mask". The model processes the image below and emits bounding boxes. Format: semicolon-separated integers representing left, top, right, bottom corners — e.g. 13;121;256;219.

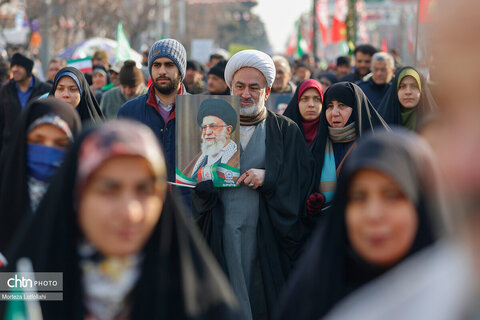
27;144;67;182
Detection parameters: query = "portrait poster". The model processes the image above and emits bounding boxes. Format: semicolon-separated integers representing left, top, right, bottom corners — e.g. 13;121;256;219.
265;93;294;115
176;95;241;187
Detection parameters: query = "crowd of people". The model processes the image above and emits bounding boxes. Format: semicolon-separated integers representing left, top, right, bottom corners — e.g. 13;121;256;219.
0;1;479;318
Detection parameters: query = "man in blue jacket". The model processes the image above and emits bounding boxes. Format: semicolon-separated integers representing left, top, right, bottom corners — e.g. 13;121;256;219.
118;39;188;182
356;52;395;110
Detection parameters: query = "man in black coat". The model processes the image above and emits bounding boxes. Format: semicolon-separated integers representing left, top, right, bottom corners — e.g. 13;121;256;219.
0;53;51;154
192;49;315;320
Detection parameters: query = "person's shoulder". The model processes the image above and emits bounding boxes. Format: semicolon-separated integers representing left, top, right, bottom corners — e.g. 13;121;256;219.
339;73;355;82
118;92;148;114
33;76;52;91
102;87;121;99
356;79;368;87
267;110;296;125
100;88;121;108
1;79;16;93
267;110;302;133
325;242;469;320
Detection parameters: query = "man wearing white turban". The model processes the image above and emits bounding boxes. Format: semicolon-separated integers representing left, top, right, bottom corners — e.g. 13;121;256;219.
192;49;316;319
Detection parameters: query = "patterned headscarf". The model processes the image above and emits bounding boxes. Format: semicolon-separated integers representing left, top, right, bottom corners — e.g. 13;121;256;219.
76;120;166;196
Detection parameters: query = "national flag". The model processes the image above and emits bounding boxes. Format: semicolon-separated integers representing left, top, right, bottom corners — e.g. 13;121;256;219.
4;258;43;320
212;164;240;187
67;57;92;74
175;168;197;186
331;0;348;43
316;0;329;45
286;32;297;56
115;22;132;62
297;19;304;57
419;0;436;23
381;39;387;52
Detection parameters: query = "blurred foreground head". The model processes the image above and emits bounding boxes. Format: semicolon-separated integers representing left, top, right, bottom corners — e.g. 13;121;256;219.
428;0;480;265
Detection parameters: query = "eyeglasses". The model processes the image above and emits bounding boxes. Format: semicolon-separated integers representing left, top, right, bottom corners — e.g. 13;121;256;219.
201;124;228;131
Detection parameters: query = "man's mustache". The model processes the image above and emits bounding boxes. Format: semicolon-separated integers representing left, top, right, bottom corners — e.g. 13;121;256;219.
155;76;171;82
240;98;254;104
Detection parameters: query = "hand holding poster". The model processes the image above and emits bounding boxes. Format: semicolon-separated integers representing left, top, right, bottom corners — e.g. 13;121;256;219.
176;96;240;187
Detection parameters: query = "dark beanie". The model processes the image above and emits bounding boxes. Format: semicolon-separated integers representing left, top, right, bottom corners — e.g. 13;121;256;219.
119;60;144;87
11;53;34;76
197;98;238;132
187;60;204;73
208;59;227;79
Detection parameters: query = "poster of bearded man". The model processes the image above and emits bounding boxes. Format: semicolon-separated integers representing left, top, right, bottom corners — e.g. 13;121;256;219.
176;96;241;187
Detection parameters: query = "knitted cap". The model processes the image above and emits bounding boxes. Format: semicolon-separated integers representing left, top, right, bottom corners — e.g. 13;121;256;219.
208;59;227;79
120;60;145;87
148;39;187;80
11;53;34;76
187;60;204;73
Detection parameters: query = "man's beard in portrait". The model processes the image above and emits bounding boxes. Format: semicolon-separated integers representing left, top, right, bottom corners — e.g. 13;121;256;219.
201;127;228;157
233;90;266;117
153;74;182;95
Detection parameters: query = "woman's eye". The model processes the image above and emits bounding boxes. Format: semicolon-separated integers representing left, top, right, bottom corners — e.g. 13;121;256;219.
55;142;69;149
384;190;404;201
137;183;155;196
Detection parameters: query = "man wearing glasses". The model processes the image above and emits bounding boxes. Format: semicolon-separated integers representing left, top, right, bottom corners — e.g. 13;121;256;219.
183;98;239;181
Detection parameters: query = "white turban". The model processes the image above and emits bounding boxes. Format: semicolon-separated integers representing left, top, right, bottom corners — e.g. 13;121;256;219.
224;50;276;89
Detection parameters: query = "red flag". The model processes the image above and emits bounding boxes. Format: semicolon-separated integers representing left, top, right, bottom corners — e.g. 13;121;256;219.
381;39;387;52
286;32;297;55
331;0;348;43
419;0;436;23
316;0;329;45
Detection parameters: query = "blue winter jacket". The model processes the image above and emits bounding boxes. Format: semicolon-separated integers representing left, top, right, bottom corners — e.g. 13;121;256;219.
117;84;193;211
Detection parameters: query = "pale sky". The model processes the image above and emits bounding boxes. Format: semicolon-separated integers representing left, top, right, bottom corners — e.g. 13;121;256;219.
252;0;313;54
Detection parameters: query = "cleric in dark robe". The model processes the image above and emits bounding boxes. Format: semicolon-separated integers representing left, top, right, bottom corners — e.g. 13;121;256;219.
191;49;316;320
183;98;240;182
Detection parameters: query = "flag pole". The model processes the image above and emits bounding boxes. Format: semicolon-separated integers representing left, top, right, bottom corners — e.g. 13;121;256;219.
414;0;421;66
313;0;318;60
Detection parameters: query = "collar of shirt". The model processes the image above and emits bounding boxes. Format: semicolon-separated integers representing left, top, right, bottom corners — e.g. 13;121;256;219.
16;77;35;109
16;77;34;93
155;94;173;113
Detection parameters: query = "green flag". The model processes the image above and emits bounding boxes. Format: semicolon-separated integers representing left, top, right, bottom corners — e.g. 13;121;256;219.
116;22;132;62
296;20;304;57
4;258;43;320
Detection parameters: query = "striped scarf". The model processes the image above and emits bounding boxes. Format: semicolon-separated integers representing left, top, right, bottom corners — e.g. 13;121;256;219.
328;122;356;143
320;139;337;203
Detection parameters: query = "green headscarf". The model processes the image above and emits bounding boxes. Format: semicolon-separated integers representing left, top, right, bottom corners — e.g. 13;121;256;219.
397;68;422;92
397;68;422;130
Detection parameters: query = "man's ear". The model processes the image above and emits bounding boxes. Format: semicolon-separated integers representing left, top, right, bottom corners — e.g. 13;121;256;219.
226;125;233;135
265;87;271;101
